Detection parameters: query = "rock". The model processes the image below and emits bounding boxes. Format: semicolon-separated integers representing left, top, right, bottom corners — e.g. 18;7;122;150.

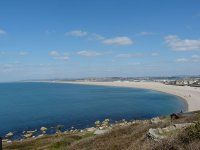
64;131;69;134
147;128;159;139
158;128;164;134
147;123;195;141
151;117;161;124
95;120;101;127
119;123;126;126
99;127;104;130
80;130;84;133
40;127;47;133
7;140;12;143
26;129;37;134
86;127;96;132
5;132;14;138
23;133;33;138
131;121;136;124
174;123;194;129
161;123;194;133
37;134;44;137
147;128;166;140
94;129;110;135
2;139;8;142
101;119;110;127
40;127;47;131
162;125;176;132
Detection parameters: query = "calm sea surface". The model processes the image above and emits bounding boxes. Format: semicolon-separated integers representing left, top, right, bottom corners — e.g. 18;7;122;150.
0;82;186;137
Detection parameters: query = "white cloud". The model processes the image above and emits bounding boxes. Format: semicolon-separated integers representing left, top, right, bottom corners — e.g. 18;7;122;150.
65;30;133;46
116;53;142;58
77;50;102;57
49;51;69;61
49;51;59;57
56;55;69;61
165;35;200;51
138;32;154;36
18;51;28;56
102;36;133;46
0;29;7;37
175;58;189;62
151;52;159;56
191;54;200;62
65;30;88;37
176;55;200;63
90;33;105;41
191;54;200;59
0;51;28;56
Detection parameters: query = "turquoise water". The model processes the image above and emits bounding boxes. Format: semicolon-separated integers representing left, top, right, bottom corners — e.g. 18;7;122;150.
0;82;186;138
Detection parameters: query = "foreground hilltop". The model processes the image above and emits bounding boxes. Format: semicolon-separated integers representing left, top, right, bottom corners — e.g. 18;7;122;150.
3;111;200;150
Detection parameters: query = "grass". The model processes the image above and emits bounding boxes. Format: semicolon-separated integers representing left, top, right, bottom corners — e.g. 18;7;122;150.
3;111;200;150
180;122;200;143
3;132;94;150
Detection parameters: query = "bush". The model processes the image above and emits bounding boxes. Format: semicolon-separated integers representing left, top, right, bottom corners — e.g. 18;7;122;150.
180;122;200;143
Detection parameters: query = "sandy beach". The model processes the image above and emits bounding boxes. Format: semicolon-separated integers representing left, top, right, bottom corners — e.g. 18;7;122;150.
54;81;200;112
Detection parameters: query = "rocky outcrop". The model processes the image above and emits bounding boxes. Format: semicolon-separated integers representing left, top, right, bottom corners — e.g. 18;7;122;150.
150;117;162;124
40;127;47;133
86;127;96;132
147;123;195;141
94;129;110;135
23;133;33;138
5;132;13;138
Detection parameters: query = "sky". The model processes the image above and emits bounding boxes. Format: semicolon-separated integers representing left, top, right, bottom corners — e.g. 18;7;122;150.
0;0;200;82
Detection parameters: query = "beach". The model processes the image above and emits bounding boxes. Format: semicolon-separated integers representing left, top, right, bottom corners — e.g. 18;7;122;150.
54;81;200;112
1;82;185;140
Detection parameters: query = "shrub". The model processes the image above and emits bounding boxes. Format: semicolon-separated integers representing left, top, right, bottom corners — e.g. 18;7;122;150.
180;122;200;143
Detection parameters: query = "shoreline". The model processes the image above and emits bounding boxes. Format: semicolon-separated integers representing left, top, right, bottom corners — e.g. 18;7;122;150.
3;81;200;142
50;81;200;112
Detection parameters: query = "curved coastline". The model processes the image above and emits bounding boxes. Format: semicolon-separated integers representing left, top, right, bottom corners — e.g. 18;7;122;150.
2;81;191;141
51;81;200;112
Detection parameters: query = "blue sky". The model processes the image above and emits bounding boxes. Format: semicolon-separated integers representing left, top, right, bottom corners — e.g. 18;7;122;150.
0;0;200;81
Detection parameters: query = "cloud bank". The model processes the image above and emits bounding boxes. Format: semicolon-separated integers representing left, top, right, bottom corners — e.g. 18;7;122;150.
65;30;88;37
77;50;102;57
66;30;133;46
165;35;200;51
49;51;69;61
102;36;133;46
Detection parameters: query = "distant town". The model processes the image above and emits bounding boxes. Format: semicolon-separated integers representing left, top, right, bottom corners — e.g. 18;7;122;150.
37;75;200;87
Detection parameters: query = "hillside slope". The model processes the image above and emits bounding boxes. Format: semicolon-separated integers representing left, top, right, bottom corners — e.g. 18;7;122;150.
3;111;200;150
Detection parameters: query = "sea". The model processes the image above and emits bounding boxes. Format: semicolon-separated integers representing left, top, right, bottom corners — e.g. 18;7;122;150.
0;82;186;139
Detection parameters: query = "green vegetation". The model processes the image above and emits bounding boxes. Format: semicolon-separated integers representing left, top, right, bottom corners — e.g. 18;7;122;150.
180;122;200;143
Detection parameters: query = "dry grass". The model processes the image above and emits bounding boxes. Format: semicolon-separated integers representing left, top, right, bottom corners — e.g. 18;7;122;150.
3;111;200;150
66;122;158;150
3;132;93;150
